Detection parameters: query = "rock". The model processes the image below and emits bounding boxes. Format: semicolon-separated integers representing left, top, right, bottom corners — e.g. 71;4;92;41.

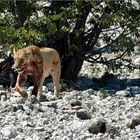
10;97;23;103
12;91;23;97
46;91;57;101
1;95;6;101
16;127;23;132
59;114;70;121
70;99;82;107
47;102;57;108
25;136;33;140
29;95;40;104
0;90;7;95
115;90;131;97
76;110;92;120
24;101;34;110
12;104;25;112
128;117;140;129
134;57;140;65
0;85;4;90
127;86;140;95
81;89;95;98
0;90;9;101
22;121;34;127
42;86;48;92
63;92;73;101
15;135;25;140
38;94;47;102
46;82;54;91
106;126;120;138
35;127;45;131
88;119;107;134
1;126;18;139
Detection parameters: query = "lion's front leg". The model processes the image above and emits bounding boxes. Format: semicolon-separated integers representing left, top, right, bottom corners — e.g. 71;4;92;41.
16;73;28;99
32;73;43;97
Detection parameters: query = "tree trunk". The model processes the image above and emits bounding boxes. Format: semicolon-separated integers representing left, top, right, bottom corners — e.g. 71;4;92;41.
15;0;28;26
44;1;90;82
45;31;84;82
61;55;84;82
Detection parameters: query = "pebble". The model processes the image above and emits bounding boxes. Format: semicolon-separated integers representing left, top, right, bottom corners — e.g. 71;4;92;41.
1;126;18;139
115;90;130;97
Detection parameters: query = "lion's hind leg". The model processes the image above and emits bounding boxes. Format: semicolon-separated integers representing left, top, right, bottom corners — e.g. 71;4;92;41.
50;61;61;98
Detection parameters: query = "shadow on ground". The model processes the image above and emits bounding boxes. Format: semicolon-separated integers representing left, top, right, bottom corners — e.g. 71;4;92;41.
78;72;140;92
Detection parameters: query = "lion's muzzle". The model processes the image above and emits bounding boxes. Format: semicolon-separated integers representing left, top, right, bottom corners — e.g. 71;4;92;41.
12;65;24;73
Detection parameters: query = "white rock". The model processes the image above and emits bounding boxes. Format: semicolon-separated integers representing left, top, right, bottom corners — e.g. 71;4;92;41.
1;95;6;101
42;86;48;92
46;82;54;91
12;91;21;97
1;126;18;139
25;136;33;140
0;85;4;90
32;135;41;140
134;57;140;65
81;89;94;98
63;93;73;101
115;90;130;97
34;127;45;131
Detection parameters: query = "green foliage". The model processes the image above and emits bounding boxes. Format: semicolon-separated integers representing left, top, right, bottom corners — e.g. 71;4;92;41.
117;36;134;51
50;13;63;21
99;88;109;99
71;43;81;53
0;2;55;49
0;0;14;13
0;0;139;70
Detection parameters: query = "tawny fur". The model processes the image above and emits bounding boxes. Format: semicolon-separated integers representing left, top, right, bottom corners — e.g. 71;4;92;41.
13;45;61;99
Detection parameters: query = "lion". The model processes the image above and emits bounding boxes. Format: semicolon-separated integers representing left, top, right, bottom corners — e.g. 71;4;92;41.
13;45;61;99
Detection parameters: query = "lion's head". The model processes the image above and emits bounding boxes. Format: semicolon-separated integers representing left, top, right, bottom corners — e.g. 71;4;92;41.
13;45;41;73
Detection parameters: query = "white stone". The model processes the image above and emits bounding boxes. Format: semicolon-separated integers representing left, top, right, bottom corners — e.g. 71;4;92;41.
115;90;130;97
1;126;17;139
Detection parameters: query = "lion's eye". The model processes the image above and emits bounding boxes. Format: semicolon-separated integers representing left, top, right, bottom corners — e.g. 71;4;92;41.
20;58;24;63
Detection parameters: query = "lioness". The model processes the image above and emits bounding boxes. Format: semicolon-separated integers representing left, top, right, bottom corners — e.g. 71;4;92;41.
13;45;61;99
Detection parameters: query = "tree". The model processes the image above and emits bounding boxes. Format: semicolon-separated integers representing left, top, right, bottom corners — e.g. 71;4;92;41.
0;0;140;83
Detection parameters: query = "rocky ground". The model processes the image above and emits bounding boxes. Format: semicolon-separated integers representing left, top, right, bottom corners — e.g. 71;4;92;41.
0;52;140;140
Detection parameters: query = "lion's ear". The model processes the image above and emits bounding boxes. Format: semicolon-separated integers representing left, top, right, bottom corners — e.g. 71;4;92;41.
13;48;17;55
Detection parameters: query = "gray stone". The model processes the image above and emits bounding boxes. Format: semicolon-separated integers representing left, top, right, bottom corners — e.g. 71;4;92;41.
38;94;47;102
128;117;140;129
115;90;130;97
70;99;82;107
76;110;92;120
12;104;25;112
46;82;54;91
63;93;73;101
1;95;6;101
81;89;95;96
24;101;34;110
0;85;4;90
1;126;18;139
88;119;106;134
0;90;7;95
127;86;140;95
29;95;40;104
34;127;45;131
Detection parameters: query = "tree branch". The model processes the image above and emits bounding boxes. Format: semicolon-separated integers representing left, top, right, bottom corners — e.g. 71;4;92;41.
73;2;92;31
82;29;126;56
85;49;128;65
